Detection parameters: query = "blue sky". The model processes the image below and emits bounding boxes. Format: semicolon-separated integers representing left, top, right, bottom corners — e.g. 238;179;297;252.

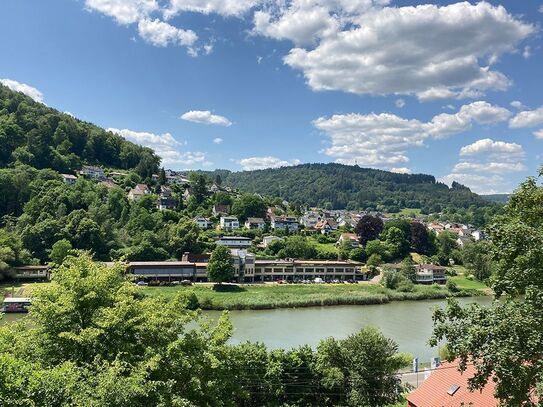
1;0;542;194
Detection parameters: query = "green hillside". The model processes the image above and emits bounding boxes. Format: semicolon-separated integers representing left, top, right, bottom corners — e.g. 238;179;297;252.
205;164;493;213
0;83;159;175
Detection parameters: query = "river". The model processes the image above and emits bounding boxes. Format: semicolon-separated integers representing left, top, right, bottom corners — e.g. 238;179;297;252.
205;296;493;362
3;296;493;363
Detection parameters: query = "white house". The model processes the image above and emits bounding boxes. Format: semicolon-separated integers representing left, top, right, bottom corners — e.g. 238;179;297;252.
220;216;240;230
80;165;105;181
336;233;360;248
157;186;176;210
270;215;299;231
61;174;77;185
194;216;213;229
216;236;252;249
128;184;150;201
415;264;447;284
245;217;266;230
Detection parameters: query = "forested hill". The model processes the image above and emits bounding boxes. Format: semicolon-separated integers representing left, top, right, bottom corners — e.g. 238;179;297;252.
207;164;490;212
0;84;159;175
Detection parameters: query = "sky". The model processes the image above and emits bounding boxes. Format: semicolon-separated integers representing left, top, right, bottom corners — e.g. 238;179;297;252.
1;0;543;194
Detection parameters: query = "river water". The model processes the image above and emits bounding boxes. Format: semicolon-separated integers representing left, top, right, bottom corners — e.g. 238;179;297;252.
205;296;493;362
3;296;493;362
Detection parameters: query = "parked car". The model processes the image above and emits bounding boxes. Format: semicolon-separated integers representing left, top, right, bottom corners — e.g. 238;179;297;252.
314;277;324;284
136;281;148;286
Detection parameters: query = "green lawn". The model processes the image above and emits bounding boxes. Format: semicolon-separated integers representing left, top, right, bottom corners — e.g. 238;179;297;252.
141;282;472;310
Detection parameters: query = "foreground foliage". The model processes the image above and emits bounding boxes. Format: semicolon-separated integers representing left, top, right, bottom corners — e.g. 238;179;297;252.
0;253;407;406
432;169;543;406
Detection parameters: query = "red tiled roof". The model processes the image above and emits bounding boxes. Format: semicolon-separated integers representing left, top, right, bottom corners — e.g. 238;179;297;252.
407;361;497;407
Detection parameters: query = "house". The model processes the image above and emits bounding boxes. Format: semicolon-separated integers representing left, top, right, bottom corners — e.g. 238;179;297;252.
245;217;266;230
407;360;498;407
194;216;213;229
183;187;193;199
157;186;176;210
471;230;485;241
61;173;77;185
213;204;231;217
99;179;117;189
270;215;299;231
128;184;150;200
262;235;283;248
80;165;105;181
381;263;403;272
315;219;338;234
13;265;50;281
336;233;360;248
220;216;240;230
427;222;445;234
415;264;447;284
300;211;322;228
216;236;252;249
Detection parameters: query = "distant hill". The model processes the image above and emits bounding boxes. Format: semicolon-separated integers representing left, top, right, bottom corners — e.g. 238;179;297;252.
0;84;159;176
481;194;510;204
204;163;493;212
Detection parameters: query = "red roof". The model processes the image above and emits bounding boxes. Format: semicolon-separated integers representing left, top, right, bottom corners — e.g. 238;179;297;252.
407;361;497;407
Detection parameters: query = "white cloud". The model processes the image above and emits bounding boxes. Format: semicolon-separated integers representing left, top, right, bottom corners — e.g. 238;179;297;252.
509;106;543;128
180;110;232;126
137;19;197;47
452;161;526;173
510;100;525;110
534;129;543;139
0;79;43;103
84;0;158;24
277;2;533;100
459;138;524;158
439;173;507;195
164;0;259;19
391;167;411;174
523;45;532;59
395;99;405;108
238;156;301;171
213;137;223;144
108;127;207;165
313;101;511;168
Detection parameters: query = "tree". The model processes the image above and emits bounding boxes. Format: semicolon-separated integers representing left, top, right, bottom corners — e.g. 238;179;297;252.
400;256;416;282
435;231;458;265
188;172;209;205
383;226;410;259
461;241;493;281
158;167;166;185
231;194;266;222
278;236;317;259
316;327;406;406
410;221;434;255
207;245;234;284
431;169;543;406
355;215;384;246
49;239;72;265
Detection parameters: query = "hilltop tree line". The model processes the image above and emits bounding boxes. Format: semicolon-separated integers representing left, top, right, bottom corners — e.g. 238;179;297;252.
205;164;498;219
0;84;159;176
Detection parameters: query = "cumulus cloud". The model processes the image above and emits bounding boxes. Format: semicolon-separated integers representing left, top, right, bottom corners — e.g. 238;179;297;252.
509;106;543;128
275;2;533;100
213;137;223;144
391;167;411;174
439;173;507;195
452;161;526;173
459;138;524;158
137;19;197;47
84;0;158;24
238;156;301;171
510;100;525;110
313;101;511;168
534;129;543;139
0;79;44;103
164;0;259;19
180;110;232;126
108;127;207;166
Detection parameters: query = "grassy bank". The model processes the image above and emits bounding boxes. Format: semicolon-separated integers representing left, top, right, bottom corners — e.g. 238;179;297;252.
141;283;485;310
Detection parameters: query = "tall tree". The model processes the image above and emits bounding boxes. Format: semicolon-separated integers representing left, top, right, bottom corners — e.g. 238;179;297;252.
410;221;434;255
355;215;384;246
207;245;234;284
432;169;543;406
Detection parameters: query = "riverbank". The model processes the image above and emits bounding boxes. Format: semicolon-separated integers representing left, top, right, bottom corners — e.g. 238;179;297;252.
141;282;487;310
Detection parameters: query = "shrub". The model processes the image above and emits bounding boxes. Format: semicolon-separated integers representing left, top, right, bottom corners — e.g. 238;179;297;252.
446;280;459;292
